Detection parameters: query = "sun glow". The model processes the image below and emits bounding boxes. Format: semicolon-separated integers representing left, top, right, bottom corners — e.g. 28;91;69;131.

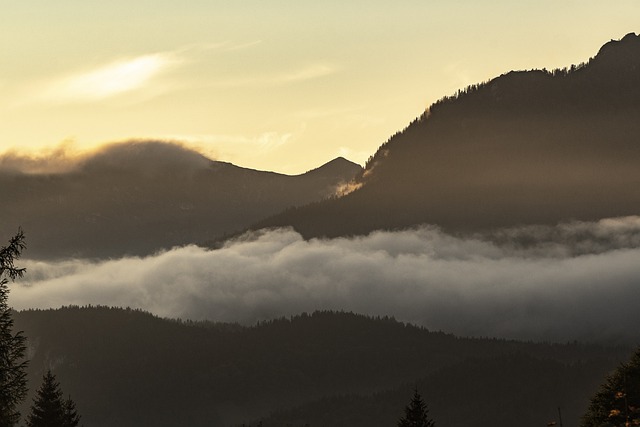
1;1;637;173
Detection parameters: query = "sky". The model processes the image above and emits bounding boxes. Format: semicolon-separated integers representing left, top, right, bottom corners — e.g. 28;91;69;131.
1;1;638;174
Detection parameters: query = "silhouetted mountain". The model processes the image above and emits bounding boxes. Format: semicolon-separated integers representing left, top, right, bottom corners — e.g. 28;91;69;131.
13;307;628;427
254;33;640;238
0;141;361;259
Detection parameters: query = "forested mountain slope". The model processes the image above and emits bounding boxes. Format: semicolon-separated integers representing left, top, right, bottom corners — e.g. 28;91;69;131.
13;307;629;427
0;141;361;259
255;33;640;238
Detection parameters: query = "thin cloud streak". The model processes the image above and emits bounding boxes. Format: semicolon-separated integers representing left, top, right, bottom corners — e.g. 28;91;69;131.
209;63;339;88
280;64;336;82
163;132;294;155
11;218;640;344
38;53;179;104
12;41;261;107
221;40;263;52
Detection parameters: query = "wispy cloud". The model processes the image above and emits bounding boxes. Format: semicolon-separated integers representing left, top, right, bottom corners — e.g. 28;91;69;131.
38;53;179;104
12;41;268;107
12;39;333;107
154;131;301;172
12;217;640;345
164;132;293;152
279;64;336;82
171;40;261;55
221;40;263;52
293;105;363;120
211;63;339;88
0;140;82;174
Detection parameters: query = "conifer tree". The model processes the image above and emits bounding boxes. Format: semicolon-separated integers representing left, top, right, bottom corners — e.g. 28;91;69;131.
582;348;640;427
398;388;435;427
0;230;28;427
62;397;81;427
27;370;80;427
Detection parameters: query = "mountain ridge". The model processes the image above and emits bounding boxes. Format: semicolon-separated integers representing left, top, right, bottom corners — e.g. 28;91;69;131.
252;33;640;238
13;306;629;427
0;141;362;259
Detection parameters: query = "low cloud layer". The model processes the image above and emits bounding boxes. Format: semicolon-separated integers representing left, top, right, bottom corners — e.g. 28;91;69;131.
11;218;640;344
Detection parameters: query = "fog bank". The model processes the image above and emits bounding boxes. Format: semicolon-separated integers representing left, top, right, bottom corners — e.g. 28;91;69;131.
11;217;640;344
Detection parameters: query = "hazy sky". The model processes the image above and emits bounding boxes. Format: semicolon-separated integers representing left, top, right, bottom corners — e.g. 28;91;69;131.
2;1;638;173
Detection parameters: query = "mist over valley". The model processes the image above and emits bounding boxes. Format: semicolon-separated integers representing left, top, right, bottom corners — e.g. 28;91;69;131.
13;219;640;345
3;31;640;427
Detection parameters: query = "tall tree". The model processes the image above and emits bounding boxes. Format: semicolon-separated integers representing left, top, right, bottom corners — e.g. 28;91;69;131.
0;230;27;427
398;388;435;427
62;397;81;427
582;347;640;427
27;370;80;427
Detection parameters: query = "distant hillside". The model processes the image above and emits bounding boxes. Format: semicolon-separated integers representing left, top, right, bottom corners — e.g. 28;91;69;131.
13;307;629;427
258;355;613;427
0;141;361;259
255;33;640;238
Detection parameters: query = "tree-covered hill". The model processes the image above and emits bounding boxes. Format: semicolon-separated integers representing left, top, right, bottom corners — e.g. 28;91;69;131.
254;33;640;238
13;307;629;427
0;141;361;260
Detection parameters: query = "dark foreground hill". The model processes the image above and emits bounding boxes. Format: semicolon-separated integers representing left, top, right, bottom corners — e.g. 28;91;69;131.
255;33;640;238
13;307;629;427
0;141;361;259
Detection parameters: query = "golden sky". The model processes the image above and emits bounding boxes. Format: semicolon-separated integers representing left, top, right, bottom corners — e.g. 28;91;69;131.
1;1;638;174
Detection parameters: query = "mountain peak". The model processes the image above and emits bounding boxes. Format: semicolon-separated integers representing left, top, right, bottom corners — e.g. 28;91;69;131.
323;156;362;169
303;157;363;178
598;32;639;51
79;140;213;174
591;32;640;71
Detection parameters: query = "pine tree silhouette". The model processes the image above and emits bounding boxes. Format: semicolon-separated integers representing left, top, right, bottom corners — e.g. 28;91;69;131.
397;388;435;427
27;370;80;427
582;348;640;427
0;230;27;427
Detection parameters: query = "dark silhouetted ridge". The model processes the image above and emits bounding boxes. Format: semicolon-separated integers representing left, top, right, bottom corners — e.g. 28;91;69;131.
13;306;629;427
592;32;640;71
254;33;640;238
0;141;361;259
303;156;361;178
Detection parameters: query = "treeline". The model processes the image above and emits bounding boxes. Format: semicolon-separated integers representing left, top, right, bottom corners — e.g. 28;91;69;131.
13;306;630;427
254;355;611;427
